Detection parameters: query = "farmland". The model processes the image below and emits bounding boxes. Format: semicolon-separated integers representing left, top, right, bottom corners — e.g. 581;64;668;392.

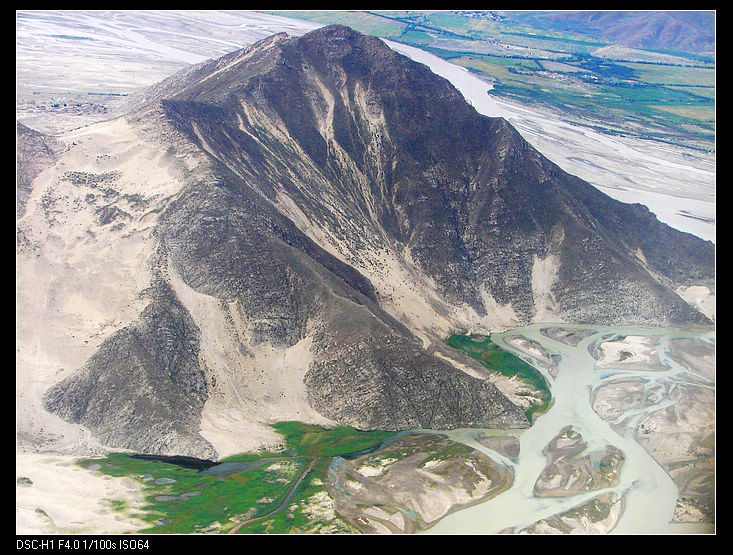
266;10;715;152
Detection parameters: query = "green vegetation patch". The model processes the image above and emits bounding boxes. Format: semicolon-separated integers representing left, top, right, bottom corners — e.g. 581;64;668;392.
446;334;552;421
651;104;715;123
79;452;311;533
268;421;395;458
79;423;397;534
217;422;394;463
234;457;356;534
617;62;715;87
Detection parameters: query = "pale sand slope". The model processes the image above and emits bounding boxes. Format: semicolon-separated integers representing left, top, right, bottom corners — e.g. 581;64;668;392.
16;110;344;460
15;115;212;534
167;264;339;458
16;115;207;456
16;111;339;532
16;452;148;534
675;285;715;322
530;252;563;324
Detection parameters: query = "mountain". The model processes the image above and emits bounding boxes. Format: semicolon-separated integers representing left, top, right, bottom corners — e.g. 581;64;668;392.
506;11;715;55
17;25;714;459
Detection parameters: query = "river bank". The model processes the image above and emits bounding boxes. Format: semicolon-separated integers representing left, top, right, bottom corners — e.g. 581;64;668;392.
423;323;714;534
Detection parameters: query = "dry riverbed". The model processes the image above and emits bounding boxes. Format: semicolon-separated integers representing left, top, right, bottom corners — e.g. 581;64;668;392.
590;336;715;525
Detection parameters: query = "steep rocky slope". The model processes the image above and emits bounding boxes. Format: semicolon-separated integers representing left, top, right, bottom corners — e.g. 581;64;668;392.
16;122;64;219
17;25;714;458
150;25;713;329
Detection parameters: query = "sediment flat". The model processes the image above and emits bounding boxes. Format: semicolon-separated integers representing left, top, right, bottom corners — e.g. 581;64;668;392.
540;327;598;347
533;426;625;498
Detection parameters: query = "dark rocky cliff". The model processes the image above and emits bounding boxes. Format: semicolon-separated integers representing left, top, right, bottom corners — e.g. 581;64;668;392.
159;24;713;326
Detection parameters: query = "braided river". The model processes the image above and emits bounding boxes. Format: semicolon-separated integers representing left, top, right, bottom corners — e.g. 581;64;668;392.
422;324;714;534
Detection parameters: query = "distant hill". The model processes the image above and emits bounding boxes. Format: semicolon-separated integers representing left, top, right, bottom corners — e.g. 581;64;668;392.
506;11;715;55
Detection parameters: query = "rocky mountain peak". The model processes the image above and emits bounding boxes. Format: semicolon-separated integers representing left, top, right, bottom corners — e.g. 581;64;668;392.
20;24;714;458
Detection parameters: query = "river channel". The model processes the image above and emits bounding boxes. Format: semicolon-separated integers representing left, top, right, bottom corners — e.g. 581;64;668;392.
421;323;714;534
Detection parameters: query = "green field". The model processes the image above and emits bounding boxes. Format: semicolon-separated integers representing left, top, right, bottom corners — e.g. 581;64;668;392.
446;334;552;421
265;10;715;151
618;62;715;86
232;456;343;533
250;421;395;459
80;422;395;534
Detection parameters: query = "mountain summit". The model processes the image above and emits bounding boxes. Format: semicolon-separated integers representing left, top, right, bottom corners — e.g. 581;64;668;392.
18;25;713;458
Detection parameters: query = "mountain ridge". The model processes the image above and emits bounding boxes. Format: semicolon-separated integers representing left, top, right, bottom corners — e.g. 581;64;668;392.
506;11;715;55
153;24;712;325
17;24;714;459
